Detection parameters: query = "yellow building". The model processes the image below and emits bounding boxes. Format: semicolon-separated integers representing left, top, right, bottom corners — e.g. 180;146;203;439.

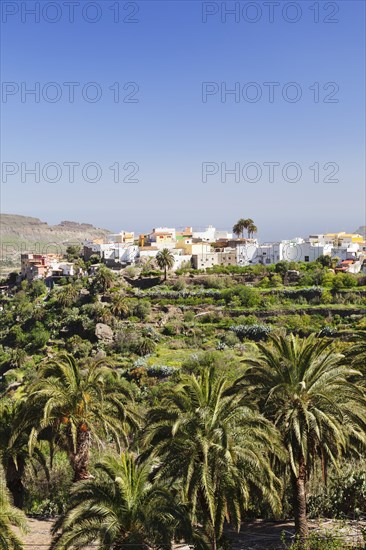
324;232;364;244
175;241;213;255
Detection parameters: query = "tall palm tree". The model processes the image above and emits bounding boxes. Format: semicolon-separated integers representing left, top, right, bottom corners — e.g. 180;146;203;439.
156;248;175;281
247;223;258;238
144;368;282;549
232;218;245;238
0;461;28;550
232;218;255;239
239;334;366;546
50;451;176;550
243;218;254;237
24;354;139;482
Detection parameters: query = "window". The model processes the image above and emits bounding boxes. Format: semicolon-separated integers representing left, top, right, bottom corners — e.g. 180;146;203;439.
304;256;309;262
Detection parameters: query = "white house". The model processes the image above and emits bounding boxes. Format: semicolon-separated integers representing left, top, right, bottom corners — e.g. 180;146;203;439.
192;225;233;242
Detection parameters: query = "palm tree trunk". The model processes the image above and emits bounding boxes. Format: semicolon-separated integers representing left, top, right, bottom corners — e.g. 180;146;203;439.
292;456;309;547
5;457;25;509
69;428;91;482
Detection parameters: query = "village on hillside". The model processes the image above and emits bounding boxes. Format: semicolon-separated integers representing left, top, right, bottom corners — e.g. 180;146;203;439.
17;221;366;284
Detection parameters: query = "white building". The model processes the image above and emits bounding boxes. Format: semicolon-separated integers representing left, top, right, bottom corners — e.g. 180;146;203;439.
236;239;334;266
138;248;192;271
107;230;135;244
83;241;138;265
192;225;232;242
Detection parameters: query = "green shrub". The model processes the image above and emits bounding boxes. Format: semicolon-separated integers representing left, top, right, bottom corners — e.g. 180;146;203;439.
133;300;151;320
308;463;366;520
229;323;271;341
172;278;186;291
320;290;333;304
27;322;50;350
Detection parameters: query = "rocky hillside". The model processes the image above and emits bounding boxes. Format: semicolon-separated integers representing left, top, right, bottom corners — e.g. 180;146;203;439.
0;214;111;274
354;226;366;238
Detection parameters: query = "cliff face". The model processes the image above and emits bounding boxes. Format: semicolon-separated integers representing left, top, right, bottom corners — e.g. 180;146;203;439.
0;214;111;274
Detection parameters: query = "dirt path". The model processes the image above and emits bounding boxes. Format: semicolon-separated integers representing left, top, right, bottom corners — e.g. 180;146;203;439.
17;517;366;549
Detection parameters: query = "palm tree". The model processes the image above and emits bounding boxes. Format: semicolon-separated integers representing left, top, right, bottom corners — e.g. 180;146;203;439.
93;265;115;293
0;461;28;549
50;451;176;550
0;400;28;509
247;223;258;238
25;354;139;482
0;400;47;509
243;218;254;237
156;248;175;281
110;295;130;318
135;336;156;357
56;284;78;308
232;218;245;238
240;334;366;546
144;368;282;549
233;218;255;239
348;330;366;377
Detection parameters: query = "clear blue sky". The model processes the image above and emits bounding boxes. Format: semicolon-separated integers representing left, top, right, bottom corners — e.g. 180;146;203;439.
1;0;365;241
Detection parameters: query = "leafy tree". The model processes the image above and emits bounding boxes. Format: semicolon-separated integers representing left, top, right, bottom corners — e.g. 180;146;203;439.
66;245;82;261
50;451;176;550
269;274;282;287
332;274;347;291
27;322;50;351
0;461;28;549
316;255;333;268
6;326;27;349
25;354;139;482
88;254;100;265
156;248;175;281
145;368;282;548
7;272;18;285
341;273;357;288
65;335;93;359
322;272;335;288
275;261;289;276
28;279;47;298
240;334;366;545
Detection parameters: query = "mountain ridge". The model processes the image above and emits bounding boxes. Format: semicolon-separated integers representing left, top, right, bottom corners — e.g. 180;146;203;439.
0;213;112;274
